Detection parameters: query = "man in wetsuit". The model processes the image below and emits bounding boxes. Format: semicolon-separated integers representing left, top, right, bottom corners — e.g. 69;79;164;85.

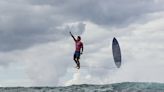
70;32;83;69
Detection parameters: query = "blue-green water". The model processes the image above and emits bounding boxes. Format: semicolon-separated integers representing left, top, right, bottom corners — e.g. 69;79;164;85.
1;82;164;92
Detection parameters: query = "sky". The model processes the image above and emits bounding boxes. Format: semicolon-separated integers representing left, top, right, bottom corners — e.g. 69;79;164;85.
0;0;164;87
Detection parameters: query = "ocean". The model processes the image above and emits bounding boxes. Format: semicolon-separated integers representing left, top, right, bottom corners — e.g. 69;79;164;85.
0;82;164;92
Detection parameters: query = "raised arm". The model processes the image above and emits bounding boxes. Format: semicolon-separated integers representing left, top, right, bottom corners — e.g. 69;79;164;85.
69;32;76;42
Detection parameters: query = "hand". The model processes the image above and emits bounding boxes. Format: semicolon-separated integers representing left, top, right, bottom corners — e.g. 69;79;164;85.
69;31;72;35
80;52;83;55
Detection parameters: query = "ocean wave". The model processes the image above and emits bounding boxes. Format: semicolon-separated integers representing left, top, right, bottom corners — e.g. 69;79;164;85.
0;82;164;92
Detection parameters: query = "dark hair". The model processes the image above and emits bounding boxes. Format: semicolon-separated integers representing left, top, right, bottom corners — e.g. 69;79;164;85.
78;36;81;40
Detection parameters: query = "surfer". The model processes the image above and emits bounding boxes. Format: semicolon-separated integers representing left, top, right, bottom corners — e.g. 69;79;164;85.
70;32;83;69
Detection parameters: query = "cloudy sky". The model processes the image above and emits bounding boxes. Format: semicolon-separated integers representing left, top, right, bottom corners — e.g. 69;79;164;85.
0;0;164;87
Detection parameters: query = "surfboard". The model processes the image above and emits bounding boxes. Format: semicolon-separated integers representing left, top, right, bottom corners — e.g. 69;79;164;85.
112;37;121;68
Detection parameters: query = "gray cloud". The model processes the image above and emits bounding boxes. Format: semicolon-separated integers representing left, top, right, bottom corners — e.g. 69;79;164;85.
0;0;86;52
0;0;164;52
27;0;164;26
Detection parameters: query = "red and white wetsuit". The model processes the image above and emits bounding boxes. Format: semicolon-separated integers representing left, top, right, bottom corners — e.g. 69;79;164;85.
75;41;83;52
